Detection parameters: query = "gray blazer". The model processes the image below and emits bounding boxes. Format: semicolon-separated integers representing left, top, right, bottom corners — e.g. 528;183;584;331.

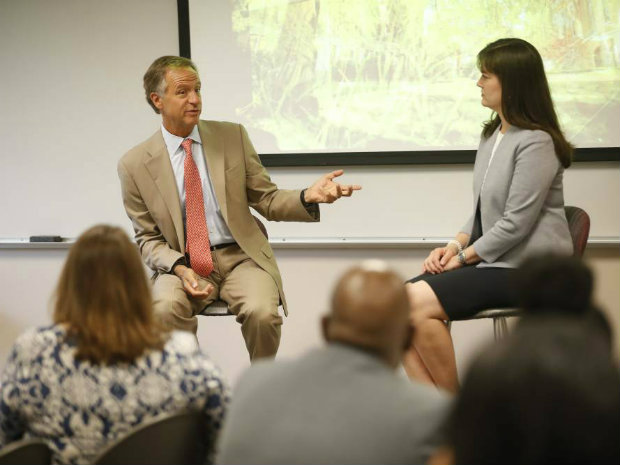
216;344;449;465
461;126;573;268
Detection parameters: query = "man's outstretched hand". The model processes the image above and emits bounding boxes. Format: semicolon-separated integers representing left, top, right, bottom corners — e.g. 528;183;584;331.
304;169;362;204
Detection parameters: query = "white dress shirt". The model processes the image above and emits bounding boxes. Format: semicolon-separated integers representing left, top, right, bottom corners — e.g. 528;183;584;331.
480;130;504;192
161;124;234;246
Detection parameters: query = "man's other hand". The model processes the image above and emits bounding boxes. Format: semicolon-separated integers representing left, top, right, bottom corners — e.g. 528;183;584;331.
174;264;214;298
304;169;362;204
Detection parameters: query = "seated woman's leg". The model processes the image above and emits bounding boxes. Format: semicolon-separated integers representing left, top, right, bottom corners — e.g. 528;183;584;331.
402;341;434;384
404;281;458;393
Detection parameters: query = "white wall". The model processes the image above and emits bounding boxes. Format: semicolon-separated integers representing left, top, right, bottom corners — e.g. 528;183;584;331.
1;243;618;387
261;162;620;239
0;0;176;238
0;0;618;387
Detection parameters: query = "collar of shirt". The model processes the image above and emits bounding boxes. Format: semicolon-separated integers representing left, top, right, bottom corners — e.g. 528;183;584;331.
160;124;202;157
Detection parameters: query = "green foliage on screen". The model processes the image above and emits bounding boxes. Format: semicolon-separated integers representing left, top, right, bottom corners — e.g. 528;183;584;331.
230;0;620;151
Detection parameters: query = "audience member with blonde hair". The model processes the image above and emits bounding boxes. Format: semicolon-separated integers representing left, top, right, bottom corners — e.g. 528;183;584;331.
0;225;229;465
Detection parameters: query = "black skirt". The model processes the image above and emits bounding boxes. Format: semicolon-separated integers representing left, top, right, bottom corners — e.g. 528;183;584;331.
407;266;518;321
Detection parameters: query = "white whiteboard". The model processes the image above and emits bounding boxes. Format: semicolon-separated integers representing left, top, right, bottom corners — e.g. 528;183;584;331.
0;0;178;237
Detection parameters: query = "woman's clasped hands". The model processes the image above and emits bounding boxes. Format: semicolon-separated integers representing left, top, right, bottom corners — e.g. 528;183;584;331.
422;243;463;274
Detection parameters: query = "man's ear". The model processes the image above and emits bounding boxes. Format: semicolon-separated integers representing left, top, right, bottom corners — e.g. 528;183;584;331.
321;315;332;342
150;92;163;112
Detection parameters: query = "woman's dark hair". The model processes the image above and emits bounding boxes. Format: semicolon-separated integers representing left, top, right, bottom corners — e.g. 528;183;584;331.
515;253;613;353
516;253;593;315
478;38;573;168
448;316;619;465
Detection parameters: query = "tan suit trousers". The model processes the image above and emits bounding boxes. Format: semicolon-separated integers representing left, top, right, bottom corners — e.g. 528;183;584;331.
152;245;281;361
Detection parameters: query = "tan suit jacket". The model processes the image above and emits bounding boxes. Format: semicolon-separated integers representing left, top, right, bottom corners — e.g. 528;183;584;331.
118;120;319;314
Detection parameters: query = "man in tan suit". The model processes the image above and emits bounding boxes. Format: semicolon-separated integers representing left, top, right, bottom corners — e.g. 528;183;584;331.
118;56;360;360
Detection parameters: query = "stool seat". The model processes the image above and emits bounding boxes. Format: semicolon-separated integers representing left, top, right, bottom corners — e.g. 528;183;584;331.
466;308;522;320
470;308;521;340
447;308;521;340
199;300;232;316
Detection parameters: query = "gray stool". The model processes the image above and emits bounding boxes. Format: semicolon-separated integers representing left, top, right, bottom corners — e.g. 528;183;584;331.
447;308;522;340
199;300;284;317
200;300;232;316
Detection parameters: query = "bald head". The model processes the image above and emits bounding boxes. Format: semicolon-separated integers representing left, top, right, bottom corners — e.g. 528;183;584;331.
324;261;411;367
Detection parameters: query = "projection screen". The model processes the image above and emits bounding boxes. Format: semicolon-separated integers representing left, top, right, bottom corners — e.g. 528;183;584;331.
188;0;620;164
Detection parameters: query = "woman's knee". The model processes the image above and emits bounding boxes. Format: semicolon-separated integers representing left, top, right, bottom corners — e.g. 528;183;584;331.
406;281;446;324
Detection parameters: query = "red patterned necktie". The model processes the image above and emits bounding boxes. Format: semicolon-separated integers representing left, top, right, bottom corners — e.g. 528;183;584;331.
181;138;214;277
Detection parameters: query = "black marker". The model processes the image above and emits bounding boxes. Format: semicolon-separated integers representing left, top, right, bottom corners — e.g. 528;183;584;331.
29;236;63;242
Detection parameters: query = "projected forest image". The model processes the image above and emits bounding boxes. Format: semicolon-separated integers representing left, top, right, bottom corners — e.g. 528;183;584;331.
230;0;620;152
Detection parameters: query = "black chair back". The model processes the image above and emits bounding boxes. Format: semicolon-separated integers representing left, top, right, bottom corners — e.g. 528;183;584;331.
0;439;51;465
93;410;208;465
564;206;590;257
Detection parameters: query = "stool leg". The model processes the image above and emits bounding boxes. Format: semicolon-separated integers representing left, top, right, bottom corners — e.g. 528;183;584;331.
493;316;509;340
499;317;508;338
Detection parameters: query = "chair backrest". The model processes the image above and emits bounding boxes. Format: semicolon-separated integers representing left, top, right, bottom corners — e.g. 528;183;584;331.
564;206;590;257
0;439;51;465
92;410;208;465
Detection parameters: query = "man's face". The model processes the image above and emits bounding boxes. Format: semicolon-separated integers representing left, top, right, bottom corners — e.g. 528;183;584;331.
151;67;202;137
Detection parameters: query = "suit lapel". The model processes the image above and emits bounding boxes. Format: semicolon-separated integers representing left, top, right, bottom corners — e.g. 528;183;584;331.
473;129;498;199
198;121;228;223
143;131;185;251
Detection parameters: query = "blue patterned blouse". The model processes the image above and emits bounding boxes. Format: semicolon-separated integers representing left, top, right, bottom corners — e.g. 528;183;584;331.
0;325;230;465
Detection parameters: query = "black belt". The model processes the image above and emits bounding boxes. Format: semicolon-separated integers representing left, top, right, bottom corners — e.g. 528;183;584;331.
209;242;237;251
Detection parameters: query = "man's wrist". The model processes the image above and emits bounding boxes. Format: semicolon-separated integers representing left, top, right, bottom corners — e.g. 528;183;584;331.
171;257;188;277
301;189;316;206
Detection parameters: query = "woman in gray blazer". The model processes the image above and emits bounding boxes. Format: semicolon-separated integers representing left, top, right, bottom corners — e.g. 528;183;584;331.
404;38;574;393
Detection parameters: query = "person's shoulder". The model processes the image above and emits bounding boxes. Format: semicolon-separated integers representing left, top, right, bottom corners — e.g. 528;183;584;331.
240;357;286;381
165;330;199;353
198;120;247;141
119;129;162;167
394;377;452;415
511;126;553;145
10;325;64;360
510;127;557;165
163;331;226;378
234;356;297;396
163;331;208;362
235;349;335;401
14;324;62;344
